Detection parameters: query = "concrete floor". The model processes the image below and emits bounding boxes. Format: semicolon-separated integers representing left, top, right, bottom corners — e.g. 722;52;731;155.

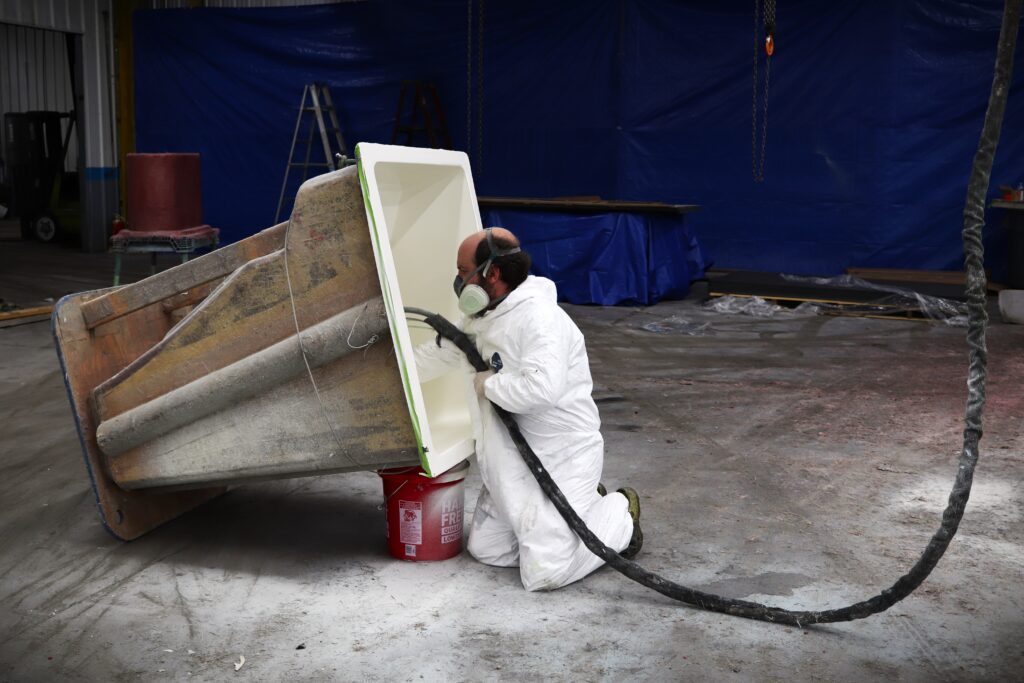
1;229;1022;681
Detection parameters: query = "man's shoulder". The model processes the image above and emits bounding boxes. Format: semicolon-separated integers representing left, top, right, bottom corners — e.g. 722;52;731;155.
508;295;579;341
508;286;561;317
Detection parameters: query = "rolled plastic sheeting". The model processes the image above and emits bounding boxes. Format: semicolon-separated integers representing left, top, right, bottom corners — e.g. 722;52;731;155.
126;153;203;232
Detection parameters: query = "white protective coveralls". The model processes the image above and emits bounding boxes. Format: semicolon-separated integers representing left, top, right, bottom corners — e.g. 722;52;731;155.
415;275;634;591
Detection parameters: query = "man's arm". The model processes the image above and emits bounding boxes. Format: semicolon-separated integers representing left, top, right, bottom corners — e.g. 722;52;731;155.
483;309;570;414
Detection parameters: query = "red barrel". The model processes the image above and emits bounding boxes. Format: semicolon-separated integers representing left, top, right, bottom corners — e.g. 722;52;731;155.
126;153;203;232
378;461;469;561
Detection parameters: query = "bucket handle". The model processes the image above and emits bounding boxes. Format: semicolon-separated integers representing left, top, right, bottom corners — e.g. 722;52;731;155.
377;479;409;511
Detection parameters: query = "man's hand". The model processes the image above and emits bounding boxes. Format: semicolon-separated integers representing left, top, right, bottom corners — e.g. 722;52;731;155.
473;369;496;399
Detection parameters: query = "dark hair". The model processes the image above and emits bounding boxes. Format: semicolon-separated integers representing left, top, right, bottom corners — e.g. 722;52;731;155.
475;230;531;290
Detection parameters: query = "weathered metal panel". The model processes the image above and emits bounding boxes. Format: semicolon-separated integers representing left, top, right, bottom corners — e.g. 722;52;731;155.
79;0;115;170
0;23;79;172
95;297;389;460
0;0;87;34
79;0;118;252
145;0;353;8
0;0;117;251
52;289;226;540
89;161;416;478
54;165;419;538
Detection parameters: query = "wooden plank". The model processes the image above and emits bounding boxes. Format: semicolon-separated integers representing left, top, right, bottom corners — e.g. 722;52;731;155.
708;292;929;321
0;305;53;321
80;222;287;330
845;267;1004;291
477;196;701;215
846;267;970;284
709;291;909;308
160;279;221;313
708;269;972;302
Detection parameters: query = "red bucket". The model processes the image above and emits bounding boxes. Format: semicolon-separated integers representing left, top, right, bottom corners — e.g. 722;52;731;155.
378;460;470;562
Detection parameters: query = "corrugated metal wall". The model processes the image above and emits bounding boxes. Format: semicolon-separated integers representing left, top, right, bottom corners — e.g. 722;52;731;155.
146;1;348;8
0;0;345;247
0;23;79;171
0;0;87;34
0;0;117;251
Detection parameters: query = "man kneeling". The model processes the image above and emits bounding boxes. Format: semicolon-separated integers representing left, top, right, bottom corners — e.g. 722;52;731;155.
414;227;642;591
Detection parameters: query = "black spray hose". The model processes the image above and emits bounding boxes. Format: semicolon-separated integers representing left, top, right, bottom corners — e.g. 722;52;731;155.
407;0;1019;625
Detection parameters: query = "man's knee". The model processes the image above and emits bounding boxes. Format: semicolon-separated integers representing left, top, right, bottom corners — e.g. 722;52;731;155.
467;530;519;567
519;559;566;592
467;490;519;566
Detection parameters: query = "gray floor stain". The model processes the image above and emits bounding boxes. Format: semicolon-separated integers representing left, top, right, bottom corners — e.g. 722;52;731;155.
695;571;814;598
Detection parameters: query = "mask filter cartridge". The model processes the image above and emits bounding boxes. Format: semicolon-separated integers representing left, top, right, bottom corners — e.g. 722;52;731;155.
457;284;491;315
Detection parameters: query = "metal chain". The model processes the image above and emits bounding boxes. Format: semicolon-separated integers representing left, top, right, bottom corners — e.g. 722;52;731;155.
752;0;775;182
751;0;760;181
476;0;484;173
759;44;772;182
466;0;473;158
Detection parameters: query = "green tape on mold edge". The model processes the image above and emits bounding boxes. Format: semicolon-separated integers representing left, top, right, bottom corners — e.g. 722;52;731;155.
356;146;431;476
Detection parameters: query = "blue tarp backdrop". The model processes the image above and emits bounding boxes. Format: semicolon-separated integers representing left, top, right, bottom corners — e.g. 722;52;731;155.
134;0;1024;284
482;209;707;305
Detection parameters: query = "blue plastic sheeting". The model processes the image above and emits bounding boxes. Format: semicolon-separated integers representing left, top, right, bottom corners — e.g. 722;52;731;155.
648;214;709;303
483;209;707;305
134;1;1024;281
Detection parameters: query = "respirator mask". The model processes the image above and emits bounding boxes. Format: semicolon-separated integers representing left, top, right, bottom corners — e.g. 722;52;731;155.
453;229;521;316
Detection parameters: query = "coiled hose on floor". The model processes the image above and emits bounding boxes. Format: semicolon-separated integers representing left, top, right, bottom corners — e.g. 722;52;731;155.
404;0;1020;626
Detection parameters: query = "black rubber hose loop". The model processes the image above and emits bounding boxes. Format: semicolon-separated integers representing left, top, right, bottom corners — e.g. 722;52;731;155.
403;0;1020;626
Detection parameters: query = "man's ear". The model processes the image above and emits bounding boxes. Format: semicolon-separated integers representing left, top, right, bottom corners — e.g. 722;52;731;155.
486;263;502;284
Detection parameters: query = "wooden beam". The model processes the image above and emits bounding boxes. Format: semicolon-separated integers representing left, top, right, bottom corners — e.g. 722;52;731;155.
0;305;53;321
80;223;286;330
160;279;221;313
476;196;701;215
846;267;1004;292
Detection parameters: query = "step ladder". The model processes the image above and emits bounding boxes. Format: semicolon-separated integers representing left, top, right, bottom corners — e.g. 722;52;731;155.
390;81;453;150
275;83;349;224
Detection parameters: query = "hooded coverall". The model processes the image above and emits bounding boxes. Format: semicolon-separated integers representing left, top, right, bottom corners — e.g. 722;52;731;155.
415;275;634;591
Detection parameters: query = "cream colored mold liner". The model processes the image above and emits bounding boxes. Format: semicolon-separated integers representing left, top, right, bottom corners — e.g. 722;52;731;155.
356;143;481;477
